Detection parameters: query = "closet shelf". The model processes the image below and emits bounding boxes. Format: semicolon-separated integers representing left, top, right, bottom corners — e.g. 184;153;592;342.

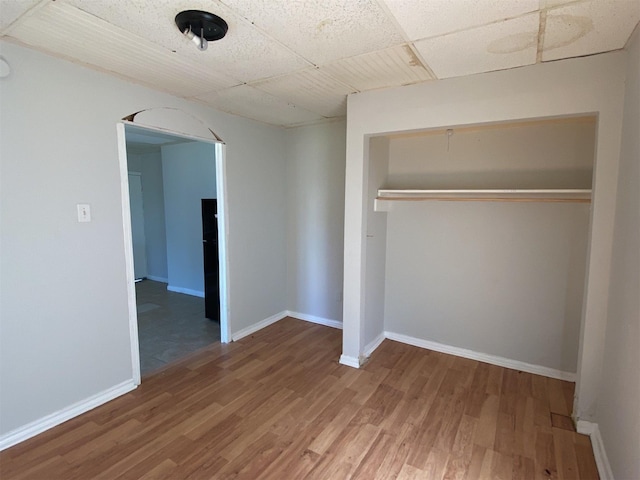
375;189;592;211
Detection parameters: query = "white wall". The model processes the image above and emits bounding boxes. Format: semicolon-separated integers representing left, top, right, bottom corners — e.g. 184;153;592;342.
387;119;595;189
225;122;287;332
285;120;346;323
127;147;168;282
384;202;589;373
363;136;389;350
0;40;287;439
343;51;626;425
597;27;640;480
161;142;216;296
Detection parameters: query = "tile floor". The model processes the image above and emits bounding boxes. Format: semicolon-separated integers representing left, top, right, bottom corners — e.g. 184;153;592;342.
135;279;220;376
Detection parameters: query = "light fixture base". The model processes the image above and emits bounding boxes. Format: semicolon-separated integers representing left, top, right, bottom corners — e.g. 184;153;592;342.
175;10;228;42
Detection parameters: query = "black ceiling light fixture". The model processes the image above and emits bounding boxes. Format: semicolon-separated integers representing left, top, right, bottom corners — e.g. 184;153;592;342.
175;10;228;51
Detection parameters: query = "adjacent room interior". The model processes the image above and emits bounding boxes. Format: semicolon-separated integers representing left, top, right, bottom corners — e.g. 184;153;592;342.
125;125;222;375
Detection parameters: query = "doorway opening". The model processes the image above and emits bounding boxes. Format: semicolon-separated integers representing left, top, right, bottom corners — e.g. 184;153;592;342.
117;121;230;383
201;199;220;322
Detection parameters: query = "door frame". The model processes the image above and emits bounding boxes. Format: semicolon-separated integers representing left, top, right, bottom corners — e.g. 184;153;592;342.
116;121;231;385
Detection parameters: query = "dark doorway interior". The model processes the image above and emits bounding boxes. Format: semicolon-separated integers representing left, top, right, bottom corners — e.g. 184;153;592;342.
202;198;220;322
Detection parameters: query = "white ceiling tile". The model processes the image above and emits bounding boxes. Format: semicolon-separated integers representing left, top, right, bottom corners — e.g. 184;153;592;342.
251;68;353;118
540;0;581;8
414;13;539;79
320;44;433;91
0;0;41;31
219;0;405;65
381;0;540;40
542;0;640;61
8;2;238;97
64;0;311;82
196;84;324;127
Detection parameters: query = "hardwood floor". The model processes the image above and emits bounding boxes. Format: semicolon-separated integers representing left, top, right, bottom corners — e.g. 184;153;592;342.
0;318;599;479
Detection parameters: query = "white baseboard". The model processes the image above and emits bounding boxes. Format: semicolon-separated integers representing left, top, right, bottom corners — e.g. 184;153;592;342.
339;354;361;368
286;311;342;330
363;332;386;358
576;419;597;435
384;331;576;382
576;421;613;480
167;285;204;298
146;275;168;283
231;311;288;341
0;380;136;451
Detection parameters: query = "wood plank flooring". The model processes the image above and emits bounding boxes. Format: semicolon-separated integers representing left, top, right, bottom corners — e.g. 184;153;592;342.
0;318;599;479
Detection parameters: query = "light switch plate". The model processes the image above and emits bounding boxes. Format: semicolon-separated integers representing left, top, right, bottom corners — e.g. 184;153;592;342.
77;204;91;222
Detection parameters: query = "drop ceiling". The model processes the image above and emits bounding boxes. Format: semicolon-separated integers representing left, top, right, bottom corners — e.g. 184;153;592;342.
1;0;638;127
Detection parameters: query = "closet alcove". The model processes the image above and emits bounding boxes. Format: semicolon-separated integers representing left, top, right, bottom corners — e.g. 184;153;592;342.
366;116;596;376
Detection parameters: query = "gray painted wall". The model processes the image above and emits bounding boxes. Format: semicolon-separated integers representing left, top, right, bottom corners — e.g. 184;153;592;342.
161;142;216;295
137;149;168;282
285;120;346;322
384;201;589;372
0;40;287;436
387;120;595;189
598;27;640;480
126;148;168;282
226;125;287;330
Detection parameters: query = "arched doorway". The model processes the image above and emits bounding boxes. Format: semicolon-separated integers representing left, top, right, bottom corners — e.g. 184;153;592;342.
116;108;230;384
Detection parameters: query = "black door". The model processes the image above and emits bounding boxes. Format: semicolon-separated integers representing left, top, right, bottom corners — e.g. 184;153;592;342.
201;199;220;322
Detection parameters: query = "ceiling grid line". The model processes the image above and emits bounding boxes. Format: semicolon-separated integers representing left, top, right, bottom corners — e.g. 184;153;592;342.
537;9;548;63
406;10;543;44
0;0;48;35
404;43;438;80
